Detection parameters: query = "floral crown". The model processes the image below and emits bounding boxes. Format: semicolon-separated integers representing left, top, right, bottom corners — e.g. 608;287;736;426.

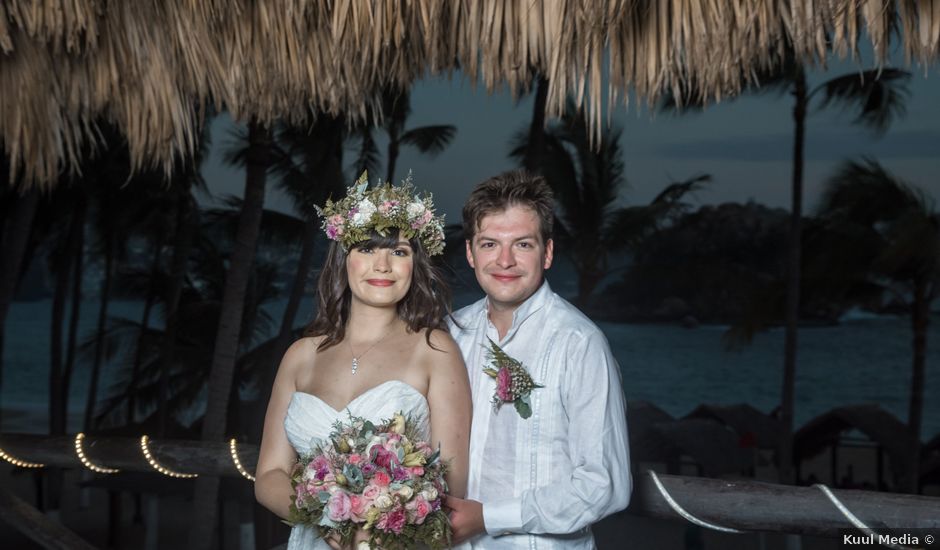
315;171;446;256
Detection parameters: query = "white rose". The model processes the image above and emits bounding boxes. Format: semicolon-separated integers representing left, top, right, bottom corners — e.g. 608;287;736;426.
352;199;377;227
374;493;393;511
420;487;438;501
406;201;425;219
396;486;414;500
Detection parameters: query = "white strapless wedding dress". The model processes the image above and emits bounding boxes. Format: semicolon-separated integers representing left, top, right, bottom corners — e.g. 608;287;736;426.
284;380;438;550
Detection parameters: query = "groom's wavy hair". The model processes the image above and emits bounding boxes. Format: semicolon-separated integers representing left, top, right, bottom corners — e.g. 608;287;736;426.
462;169;554;244
305;228;452;350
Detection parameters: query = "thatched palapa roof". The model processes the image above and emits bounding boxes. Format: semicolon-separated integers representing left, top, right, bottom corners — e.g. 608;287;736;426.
2;1;939;186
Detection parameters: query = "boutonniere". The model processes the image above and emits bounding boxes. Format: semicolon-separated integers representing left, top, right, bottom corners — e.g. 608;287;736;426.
482;338;543;419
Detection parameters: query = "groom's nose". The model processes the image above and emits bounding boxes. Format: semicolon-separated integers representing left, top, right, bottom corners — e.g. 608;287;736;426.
495;245;515;268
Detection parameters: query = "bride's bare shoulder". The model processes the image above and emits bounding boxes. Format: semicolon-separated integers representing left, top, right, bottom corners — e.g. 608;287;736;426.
416;328;461;356
280;336;325;372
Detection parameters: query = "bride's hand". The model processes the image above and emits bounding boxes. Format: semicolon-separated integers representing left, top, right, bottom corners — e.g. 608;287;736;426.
325;532;344;550
325;529;373;550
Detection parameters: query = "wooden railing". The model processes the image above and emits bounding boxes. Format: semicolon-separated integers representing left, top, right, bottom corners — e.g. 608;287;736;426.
1;432;939;548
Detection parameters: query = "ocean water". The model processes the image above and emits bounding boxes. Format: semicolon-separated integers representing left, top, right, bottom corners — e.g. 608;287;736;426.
2;297;938;439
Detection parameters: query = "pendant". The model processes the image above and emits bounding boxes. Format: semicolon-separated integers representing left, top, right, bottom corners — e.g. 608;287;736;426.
351;358;359;375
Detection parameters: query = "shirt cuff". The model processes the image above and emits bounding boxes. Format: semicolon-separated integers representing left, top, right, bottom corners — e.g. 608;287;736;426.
482;498;524;535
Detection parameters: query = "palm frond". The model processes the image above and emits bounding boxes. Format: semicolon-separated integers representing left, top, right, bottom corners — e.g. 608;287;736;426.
814;69;911;134
351;126;380;179
399;125;457;155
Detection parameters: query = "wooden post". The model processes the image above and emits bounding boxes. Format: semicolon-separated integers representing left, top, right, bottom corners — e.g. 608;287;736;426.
0;485;99;550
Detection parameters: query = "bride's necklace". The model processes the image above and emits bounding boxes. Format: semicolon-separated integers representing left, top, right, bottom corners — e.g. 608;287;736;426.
348;326;395;375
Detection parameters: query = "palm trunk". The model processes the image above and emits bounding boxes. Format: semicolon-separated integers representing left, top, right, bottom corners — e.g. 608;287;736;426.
129;234;165;425
45;205;79;516
189;120;271;550
906;280;929;493
50;209;82;436
0;188;40;425
386;137;399;184
524;75;550;173
84;236;115;431
158;194;196;436
63;197;87;432
779;70;807;486
252;218;317;443
49;262;70;436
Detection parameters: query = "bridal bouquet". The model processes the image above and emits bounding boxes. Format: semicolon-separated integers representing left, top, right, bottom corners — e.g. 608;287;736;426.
288;413;452;550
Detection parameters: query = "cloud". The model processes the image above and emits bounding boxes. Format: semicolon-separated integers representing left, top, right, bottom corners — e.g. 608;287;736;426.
653;129;940;162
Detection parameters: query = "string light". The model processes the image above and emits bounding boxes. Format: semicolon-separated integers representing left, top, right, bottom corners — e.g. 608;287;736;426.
229;438;256;482
139;435;197;478
74;432;120;474
0;446;44;468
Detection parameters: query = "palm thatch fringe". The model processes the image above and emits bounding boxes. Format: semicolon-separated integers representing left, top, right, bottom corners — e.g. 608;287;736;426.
1;1;938;187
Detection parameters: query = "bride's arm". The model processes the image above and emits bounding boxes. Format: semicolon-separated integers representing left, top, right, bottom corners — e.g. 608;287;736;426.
255;338;310;519
424;330;472;499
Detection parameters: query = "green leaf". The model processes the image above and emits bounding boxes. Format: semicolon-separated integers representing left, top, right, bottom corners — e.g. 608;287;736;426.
514;399;532;419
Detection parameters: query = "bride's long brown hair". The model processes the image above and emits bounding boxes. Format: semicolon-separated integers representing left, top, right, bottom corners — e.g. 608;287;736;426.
304;228;452;350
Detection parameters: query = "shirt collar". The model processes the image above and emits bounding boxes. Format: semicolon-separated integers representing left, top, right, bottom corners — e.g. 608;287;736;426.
484;279;553;343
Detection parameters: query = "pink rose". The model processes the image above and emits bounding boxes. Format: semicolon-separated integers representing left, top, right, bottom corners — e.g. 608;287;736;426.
409;466;425;477
496;367;513;401
415;441;433;456
328;214;345;226
310;455;331;480
362;484;381;499
378;200;399;214
372;470;391;487
407;496;431;524
347;453;362;465
377;507;407;534
349;494;369;521
372;447;398;470
326;491;351;522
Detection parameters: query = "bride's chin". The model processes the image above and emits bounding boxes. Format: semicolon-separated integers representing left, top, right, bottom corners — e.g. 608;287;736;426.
350;293;405;310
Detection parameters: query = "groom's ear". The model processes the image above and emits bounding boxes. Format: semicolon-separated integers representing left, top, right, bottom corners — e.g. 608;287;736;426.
543;238;554;270
465;239;476;268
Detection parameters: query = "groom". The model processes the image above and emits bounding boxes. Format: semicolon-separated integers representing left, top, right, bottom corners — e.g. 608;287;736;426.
447;170;631;548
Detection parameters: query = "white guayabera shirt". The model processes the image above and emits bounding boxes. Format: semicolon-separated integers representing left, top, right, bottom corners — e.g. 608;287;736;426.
449;281;632;549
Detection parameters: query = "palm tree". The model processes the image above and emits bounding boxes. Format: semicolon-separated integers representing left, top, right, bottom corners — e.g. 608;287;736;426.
813;159;938;493
376;86;456;184
0;184;40;426
666;53;911;483
92;232;282;432
82;136;141;432
512;101;709;307
189;119;272;550
260;116;347;421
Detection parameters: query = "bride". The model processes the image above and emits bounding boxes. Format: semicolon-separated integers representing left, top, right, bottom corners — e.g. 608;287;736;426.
254;176;471;549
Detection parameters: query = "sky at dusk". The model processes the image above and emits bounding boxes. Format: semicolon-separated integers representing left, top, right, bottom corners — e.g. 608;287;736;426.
202;50;940;223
